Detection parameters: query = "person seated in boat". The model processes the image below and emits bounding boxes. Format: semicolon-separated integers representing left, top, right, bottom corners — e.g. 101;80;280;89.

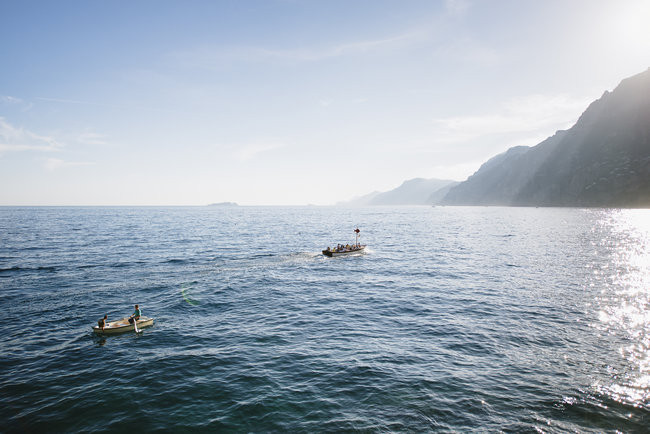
325;247;331;252
128;304;141;324
98;314;109;330
128;304;142;332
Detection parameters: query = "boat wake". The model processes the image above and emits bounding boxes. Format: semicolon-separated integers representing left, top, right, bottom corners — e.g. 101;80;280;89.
285;251;321;261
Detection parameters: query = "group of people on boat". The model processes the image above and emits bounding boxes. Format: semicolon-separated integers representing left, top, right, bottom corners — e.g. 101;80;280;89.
325;243;363;253
97;304;142;331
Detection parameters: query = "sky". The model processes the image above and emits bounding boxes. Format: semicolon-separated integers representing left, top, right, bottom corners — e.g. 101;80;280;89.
1;0;650;205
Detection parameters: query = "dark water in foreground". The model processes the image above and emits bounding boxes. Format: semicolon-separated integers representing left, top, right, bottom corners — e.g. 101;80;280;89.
0;206;648;432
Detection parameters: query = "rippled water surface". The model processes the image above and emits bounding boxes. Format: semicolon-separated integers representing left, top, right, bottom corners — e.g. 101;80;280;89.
1;206;648;432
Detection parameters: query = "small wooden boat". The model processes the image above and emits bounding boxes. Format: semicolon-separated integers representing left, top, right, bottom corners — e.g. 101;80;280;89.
322;245;366;257
92;316;154;335
323;228;366;257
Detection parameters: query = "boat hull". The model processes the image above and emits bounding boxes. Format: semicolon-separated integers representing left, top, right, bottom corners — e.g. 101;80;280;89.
92;316;154;335
322;246;366;257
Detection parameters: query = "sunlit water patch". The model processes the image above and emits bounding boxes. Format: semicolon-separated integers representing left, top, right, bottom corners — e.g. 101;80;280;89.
589;210;650;411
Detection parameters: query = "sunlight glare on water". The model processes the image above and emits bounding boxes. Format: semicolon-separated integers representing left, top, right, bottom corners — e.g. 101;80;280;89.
593;209;650;409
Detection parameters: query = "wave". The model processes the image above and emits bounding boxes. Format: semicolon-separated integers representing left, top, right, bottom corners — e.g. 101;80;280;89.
163;258;189;265
110;261;146;268
77;264;101;269
37;266;56;272
0;265;56;274
0;266;21;273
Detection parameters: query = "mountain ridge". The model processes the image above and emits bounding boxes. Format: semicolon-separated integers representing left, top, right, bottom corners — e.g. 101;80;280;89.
339;178;458;206
441;68;650;207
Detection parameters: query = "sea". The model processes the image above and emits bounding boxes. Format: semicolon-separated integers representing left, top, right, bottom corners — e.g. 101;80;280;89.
0;206;648;432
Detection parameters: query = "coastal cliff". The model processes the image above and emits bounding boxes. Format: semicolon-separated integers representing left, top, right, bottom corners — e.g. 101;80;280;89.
442;68;650;207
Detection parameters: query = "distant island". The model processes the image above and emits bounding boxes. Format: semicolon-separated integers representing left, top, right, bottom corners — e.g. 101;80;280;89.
343;67;650;208
207;202;239;207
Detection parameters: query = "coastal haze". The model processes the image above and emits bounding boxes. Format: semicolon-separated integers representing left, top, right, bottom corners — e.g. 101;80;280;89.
338;67;650;208
2;1;650;432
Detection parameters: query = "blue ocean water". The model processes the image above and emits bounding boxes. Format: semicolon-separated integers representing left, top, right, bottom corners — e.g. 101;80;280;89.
0;206;648;432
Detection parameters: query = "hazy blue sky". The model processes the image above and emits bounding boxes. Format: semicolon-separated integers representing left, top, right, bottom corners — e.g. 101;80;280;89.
2;0;649;205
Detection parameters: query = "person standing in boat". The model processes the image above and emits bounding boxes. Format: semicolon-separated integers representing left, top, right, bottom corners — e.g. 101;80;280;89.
128;304;142;332
98;314;109;330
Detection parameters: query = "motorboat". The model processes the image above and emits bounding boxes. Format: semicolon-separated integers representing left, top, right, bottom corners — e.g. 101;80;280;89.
322;245;366;257
323;228;366;257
